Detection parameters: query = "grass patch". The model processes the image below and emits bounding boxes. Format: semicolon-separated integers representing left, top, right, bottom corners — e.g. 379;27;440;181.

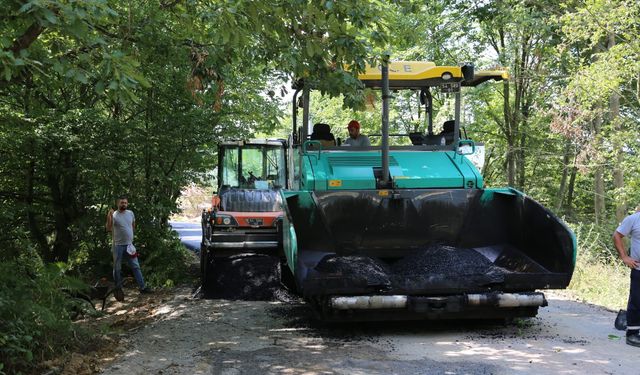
568;250;629;309
566;222;629;310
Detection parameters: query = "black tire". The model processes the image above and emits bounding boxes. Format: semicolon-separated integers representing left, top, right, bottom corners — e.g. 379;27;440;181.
201;247;216;294
203;253;280;300
279;259;298;293
200;217;212;282
200;244;207;282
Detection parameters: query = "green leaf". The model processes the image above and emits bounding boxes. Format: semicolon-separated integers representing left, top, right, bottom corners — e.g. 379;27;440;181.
95;81;105;94
129;71;151;88
52;61;64;74
75;71;88;84
42;9;58;24
19;2;34;13
306;41;315;57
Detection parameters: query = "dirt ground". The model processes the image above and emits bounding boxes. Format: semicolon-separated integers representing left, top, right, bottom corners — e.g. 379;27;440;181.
52;286;630;375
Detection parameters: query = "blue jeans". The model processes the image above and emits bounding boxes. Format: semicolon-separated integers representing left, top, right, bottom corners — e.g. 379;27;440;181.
113;244;146;290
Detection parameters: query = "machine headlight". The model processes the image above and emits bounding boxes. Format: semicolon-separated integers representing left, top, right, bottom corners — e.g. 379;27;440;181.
214;214;237;227
442;72;452;80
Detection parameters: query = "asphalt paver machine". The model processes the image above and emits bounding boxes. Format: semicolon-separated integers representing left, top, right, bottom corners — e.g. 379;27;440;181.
281;61;576;321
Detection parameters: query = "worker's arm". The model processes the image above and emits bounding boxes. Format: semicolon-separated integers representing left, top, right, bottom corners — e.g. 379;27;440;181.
613;231;639;269
132;219;135;232
106;208;114;232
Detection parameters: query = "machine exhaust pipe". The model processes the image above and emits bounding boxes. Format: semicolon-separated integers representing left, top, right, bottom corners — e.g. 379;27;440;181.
467;292;547;308
331;295;407;310
330;293;547;310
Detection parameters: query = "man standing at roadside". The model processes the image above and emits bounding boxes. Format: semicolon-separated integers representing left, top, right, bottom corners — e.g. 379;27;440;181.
613;206;640;347
343;120;371;147
106;195;152;298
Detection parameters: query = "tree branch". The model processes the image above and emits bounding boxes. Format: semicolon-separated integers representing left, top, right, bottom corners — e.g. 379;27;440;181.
93;24;140;43
482;97;506;136
9;22;45;54
160;0;182;9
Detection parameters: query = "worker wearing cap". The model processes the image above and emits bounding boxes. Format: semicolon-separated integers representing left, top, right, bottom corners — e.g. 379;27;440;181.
343;120;371;147
613;205;640;347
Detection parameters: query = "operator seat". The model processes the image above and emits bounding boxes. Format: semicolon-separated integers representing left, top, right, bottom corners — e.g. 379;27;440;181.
408;132;425;145
310;123;336;147
439;120;456;145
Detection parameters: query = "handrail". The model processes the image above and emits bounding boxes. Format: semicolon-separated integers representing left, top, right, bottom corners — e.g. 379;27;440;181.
302;140;322;161
457;139;475;155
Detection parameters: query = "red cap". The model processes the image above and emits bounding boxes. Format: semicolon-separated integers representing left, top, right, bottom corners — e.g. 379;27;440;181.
347;120;360;130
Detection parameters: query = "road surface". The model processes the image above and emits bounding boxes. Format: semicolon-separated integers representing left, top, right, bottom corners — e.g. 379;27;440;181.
170;220;201;252
97;220;635;374
98;287;633;374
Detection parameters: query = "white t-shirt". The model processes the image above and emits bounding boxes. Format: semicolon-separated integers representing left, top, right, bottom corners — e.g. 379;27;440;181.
112;210;135;246
616;212;640;262
343;135;371;147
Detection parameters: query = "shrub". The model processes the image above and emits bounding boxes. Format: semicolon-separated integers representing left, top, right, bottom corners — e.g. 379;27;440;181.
135;227;193;288
0;259;89;374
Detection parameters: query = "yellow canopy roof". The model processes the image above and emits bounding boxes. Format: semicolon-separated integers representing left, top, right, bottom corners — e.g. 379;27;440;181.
358;61;508;88
464;69;510;86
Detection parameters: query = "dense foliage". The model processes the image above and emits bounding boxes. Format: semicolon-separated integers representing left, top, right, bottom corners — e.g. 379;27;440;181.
1;0;639;372
0;0;389;372
0;258;92;372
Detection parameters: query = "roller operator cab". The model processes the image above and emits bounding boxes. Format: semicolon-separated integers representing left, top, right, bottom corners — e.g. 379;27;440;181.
200;139;287;291
282;61;576;321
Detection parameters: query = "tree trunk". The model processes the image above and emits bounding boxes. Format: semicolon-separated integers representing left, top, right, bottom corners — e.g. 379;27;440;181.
25;158;50;258
503;81;516;186
513;39;528;191
555;139;572;212
566;160;578;218
594;166;605;225
46;152;78;262
593;114;605;225
609;32;626;222
517;118;527;190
